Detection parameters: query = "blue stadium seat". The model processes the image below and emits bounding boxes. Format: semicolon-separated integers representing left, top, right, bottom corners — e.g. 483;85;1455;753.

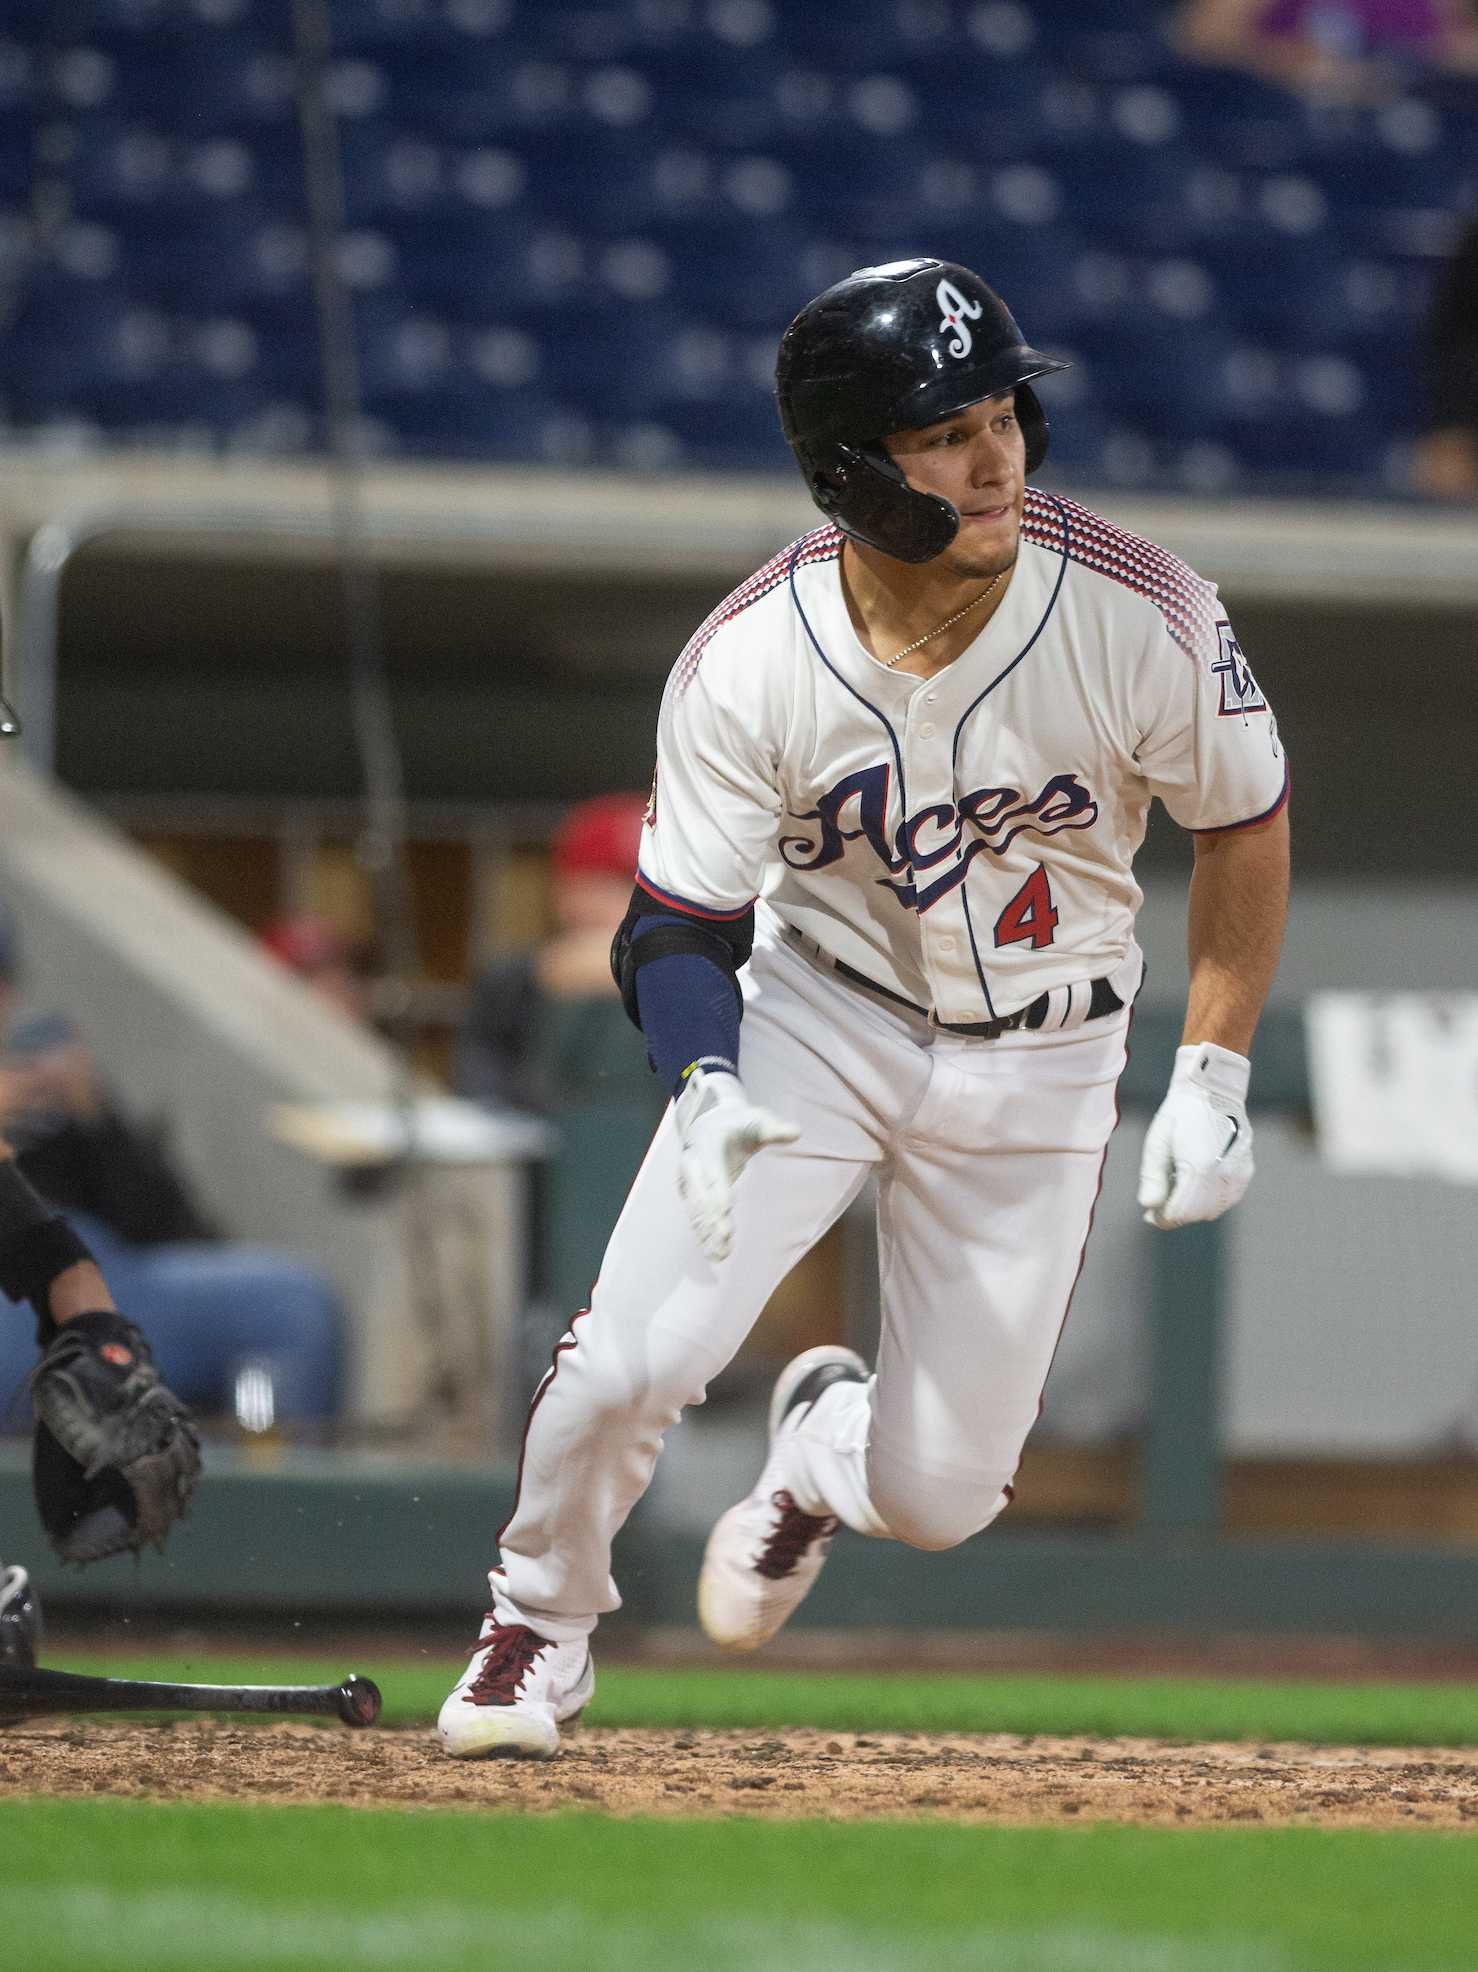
59;117;304;221
40;28;294;140
759;136;924;235
2;278;176;423
329;0;518;55
374;50;610;145
375;211;594;316
388;389;599;467
1225;411;1378;493
609;387;791;473
1045;138;1205;250
0;119;35;205
527;6;644;63
655;218;827;329
233;293;320;393
0;0;1454;488
911;64;1065;164
564;136;794;236
1190;235;1347;340
1303;133;1473;223
110;209;309;309
770;0;913;70
64;0;289;30
0;33;39;122
1074;322;1244;435
615;45;783;149
1168;63;1315;170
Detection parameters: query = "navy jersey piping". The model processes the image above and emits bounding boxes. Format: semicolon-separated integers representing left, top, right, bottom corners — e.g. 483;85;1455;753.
787;544;911;827
950;496;1071;1011
950;495;1071;776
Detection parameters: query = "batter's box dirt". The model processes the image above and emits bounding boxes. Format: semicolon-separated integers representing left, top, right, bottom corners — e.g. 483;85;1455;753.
4;1723;1478;1828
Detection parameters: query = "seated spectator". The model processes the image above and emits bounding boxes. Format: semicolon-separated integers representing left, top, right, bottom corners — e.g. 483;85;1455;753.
0;907;344;1435
455;793;661;1353
456;792;651;1115
1412;216;1478;498
1176;0;1478;98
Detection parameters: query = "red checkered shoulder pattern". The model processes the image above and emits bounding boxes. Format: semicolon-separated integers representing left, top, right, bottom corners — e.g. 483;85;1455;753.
673;524;843;696
1022;489;1220;662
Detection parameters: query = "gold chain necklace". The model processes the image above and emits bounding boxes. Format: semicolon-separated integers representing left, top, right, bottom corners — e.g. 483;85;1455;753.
882;569;1005;669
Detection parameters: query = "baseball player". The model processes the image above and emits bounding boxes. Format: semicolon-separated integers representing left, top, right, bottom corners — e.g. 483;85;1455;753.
438;258;1290;1758
0;1128;201;1664
1;706;199;1665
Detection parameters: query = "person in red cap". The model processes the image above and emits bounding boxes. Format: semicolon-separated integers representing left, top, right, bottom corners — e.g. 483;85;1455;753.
259;915;378;1027
455;793;649;1115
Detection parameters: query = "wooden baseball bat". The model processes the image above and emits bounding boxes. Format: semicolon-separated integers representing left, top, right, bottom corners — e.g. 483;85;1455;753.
0;1662;381;1725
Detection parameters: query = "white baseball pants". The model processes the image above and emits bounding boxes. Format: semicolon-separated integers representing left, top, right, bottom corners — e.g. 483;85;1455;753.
491;923;1130;1644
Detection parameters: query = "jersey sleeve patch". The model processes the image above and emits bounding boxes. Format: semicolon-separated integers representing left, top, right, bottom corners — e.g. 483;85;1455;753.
673;524;843;696
1210;620;1269;714
1022;489;1221;662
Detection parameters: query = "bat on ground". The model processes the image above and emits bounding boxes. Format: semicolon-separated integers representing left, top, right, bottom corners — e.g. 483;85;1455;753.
0;1662;381;1725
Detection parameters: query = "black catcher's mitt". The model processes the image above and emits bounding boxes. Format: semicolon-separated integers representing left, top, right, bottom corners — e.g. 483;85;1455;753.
31;1312;201;1564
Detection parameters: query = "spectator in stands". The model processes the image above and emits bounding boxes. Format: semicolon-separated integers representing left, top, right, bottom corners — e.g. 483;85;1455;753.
1412;216;1478;498
260;913;378;1027
0;905;344;1435
456;792;650;1115
1176;0;1478;97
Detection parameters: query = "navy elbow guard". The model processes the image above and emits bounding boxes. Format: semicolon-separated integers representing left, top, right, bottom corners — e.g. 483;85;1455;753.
0;1160;94;1335
610;889;755;1030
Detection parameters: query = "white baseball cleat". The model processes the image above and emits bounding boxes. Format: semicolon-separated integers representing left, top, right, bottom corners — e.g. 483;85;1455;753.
697;1344;868;1652
437;1615;594;1759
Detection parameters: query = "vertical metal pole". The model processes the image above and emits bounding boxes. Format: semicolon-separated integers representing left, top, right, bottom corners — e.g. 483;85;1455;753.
1139;1217;1226;1535
14;517;75;770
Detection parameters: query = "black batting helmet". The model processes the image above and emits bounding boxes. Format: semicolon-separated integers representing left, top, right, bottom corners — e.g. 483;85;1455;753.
776;257;1069;563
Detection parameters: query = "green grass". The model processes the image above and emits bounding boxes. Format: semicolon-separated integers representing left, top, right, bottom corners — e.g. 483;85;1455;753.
17;1653;1475;1970
61;1651;1478;1747
3;1800;1476;1972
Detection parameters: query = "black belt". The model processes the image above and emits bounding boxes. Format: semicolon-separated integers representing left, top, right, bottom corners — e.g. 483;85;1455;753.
788;927;1123;1038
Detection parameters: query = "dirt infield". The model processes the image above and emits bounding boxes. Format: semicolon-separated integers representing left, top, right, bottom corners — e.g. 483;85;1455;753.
6;1720;1478;1829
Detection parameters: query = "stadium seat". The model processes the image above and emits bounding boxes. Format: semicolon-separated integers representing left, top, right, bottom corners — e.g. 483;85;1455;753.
0;0;1466;490
329;0;519;56
1046;138;1206;251
1165;63;1311;171
1076;322;1243;433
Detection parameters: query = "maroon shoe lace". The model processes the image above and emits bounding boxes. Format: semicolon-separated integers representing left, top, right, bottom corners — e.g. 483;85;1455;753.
755;1491;839;1580
463;1619;550;1707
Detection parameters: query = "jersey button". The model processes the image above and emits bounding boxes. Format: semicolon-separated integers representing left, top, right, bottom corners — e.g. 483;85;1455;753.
919;721;936;737
937;936;956;953
925;691;938;703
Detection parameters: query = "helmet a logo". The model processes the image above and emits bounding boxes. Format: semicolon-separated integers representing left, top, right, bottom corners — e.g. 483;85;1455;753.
936;278;983;359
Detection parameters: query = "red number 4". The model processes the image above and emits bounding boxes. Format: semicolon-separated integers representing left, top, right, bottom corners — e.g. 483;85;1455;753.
994;864;1058;950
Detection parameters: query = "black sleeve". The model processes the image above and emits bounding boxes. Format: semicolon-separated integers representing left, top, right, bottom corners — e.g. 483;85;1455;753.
17;1107;218;1246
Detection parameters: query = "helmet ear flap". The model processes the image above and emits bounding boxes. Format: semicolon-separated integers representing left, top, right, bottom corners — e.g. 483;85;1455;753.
812;444;959;563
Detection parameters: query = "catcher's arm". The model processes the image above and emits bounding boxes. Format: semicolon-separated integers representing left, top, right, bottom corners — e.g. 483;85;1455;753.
0;1141;200;1561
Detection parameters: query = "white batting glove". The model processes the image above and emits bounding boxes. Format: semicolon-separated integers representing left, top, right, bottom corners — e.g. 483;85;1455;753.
1138;1043;1254;1230
673;1063;799;1263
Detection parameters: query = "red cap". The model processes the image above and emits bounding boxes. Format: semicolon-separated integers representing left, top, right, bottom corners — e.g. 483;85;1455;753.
550;793;648;882
260;915;351;973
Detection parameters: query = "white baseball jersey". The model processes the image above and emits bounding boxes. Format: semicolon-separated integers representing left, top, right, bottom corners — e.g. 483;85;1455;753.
636;489;1288;1024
